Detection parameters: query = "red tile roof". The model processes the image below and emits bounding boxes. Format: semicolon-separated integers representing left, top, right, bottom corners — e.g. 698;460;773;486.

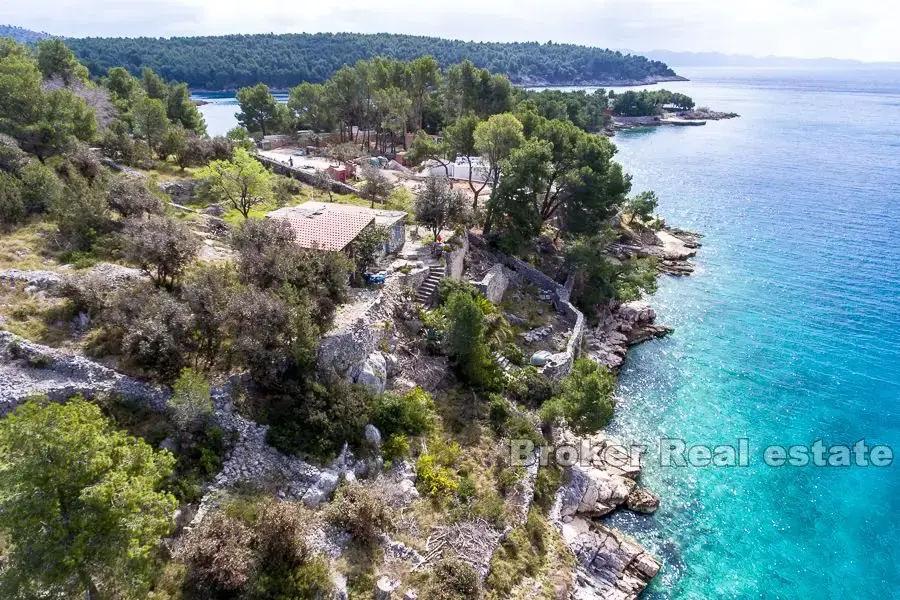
271;211;373;251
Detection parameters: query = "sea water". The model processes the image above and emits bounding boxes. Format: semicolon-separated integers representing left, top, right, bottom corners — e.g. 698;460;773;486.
603;67;900;599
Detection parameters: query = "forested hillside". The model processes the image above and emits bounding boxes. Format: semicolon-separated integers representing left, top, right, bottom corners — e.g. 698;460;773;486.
0;25;51;44
65;32;680;90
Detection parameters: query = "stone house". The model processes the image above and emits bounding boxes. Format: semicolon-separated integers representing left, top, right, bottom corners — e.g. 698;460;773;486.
267;201;407;256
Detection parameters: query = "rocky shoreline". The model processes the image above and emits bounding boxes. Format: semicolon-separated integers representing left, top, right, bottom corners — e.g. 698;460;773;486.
611;109;739;133
555;224;700;598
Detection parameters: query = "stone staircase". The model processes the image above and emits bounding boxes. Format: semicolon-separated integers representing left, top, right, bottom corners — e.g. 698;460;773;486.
416;265;445;307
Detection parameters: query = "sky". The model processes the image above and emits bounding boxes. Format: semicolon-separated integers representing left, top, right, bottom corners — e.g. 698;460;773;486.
3;0;899;62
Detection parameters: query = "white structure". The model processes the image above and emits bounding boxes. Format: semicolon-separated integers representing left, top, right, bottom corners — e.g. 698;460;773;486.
423;156;490;184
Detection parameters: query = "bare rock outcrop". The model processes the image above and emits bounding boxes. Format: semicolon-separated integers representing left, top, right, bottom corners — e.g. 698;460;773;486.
587;301;672;370
563;517;661;600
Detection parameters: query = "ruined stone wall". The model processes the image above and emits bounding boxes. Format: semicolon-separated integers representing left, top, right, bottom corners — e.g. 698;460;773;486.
473;263;510;304
443;231;469;280
255;155;359;195
469;235;584;380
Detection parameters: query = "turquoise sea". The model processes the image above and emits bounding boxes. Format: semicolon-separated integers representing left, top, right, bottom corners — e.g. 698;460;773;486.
604;67;900;599
196;67;900;597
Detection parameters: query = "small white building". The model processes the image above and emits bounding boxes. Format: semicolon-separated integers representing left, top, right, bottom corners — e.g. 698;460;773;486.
423;156;490;184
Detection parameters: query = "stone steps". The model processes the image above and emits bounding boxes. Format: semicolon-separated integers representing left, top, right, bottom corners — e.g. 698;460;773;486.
415;265;445;307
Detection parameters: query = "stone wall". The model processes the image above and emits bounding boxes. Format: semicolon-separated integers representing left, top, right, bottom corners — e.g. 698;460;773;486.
473;263;509;304
469;235;584;380
255;155;359;195
443;231;469;280
0;331;168;415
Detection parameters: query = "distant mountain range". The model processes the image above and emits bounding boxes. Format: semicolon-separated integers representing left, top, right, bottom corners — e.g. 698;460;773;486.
637;49;900;68
0;24;51;44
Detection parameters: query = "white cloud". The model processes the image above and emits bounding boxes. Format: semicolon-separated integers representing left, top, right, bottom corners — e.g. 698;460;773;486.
2;0;898;61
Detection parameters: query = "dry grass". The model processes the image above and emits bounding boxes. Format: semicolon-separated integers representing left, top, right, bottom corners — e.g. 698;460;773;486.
0;282;77;346
0;222;62;271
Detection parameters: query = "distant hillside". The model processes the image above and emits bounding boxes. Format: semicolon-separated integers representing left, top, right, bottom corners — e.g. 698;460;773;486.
65;32;681;90
0;24;52;44
640;49;898;68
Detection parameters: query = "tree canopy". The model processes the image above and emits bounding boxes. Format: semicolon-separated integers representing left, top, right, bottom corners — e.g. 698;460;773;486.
65;32;679;90
0;397;176;599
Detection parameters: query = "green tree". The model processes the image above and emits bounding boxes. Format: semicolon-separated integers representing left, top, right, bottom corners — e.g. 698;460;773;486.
197;147;273;218
443;290;498;388
287;82;333;132
540;358;616;434
141;67;168;101
236;83;279;136
104;66;139;104
123;214;200;289
348;224;388;281
169;368;213;432
166;81;206;134
132;95;169;155
359;164;394;208
623;190;659;224
0;397;176;599
406;130;451;176
415;174;467;239
408;55;441;130
35;38;88;84
157;122;186;161
565;233;657;313
50;173;110;251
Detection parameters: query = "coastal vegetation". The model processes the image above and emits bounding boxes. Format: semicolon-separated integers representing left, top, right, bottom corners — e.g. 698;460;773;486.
64;32;679;89
0;35;678;598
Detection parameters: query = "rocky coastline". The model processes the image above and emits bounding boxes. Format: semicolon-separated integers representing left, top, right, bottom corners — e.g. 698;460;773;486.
611;109;739;133
553;223;699;599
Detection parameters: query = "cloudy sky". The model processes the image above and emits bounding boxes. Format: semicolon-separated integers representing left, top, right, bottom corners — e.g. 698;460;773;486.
3;0;898;62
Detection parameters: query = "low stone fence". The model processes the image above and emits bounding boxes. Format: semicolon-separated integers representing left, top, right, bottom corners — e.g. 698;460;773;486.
255;155;359;195
469;235;584;380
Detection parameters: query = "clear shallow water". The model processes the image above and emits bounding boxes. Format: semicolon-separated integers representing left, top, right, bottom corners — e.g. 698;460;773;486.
602;67;900;599
193;92;288;136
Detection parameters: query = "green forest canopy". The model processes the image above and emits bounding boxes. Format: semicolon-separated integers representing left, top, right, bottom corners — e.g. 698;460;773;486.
65;32;680;90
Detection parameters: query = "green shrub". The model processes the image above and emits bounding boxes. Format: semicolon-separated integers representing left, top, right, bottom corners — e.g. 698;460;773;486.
382;433;410;464
416;438;462;500
533;465;563;513
169;368;213;433
485;509;548;596
325;482;394;547
0;171;25;228
508;366;555;407
427;558;482;600
500;342;525;366
371;386;436;439
539;358;616;434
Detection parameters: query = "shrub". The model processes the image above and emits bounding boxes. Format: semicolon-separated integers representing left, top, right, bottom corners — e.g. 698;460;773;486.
51;173;110;251
371;386;436;439
266;378;373;459
539;358;616;434
382;433;410;464
169;368;213;433
103;284;192;381
500;342;525;367
325;482;395;547
0;172;25;228
443;290;500;389
533;465;563;513
19;160;63;214
123;215;200;289
508;366;555;407
107;175;164;217
416;437;462;499
485;509;547;596
427;558;482;600
184;511;256;595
